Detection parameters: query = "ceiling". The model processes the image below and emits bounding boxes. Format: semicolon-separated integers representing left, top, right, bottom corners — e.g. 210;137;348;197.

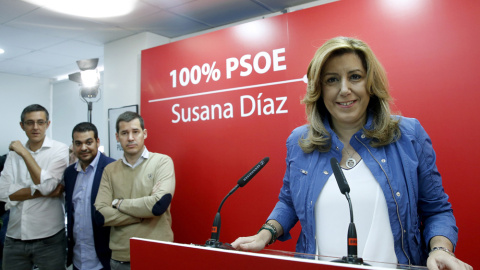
0;0;331;81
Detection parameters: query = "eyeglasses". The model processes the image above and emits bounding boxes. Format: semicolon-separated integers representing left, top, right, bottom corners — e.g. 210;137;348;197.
24;120;47;127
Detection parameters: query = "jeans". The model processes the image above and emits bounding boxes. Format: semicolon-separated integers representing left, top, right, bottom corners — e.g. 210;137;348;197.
2;228;66;270
0;210;8;246
0;210;9;270
110;259;130;270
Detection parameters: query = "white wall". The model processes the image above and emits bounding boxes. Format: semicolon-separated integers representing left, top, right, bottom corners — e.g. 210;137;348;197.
0;73;51;154
102;32;169;155
51;75;106;148
43;32;169;156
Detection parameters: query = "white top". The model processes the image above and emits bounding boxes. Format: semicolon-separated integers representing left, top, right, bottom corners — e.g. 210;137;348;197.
314;160;397;266
0;136;68;240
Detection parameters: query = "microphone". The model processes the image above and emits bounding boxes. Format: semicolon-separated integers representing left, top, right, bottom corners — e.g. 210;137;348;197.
330;157;367;265
205;157;270;248
237;157;269;187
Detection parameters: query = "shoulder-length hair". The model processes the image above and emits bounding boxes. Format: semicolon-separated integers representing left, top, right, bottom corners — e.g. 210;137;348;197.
299;37;400;153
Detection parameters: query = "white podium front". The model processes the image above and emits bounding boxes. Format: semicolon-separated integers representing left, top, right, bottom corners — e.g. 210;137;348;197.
130;238;425;269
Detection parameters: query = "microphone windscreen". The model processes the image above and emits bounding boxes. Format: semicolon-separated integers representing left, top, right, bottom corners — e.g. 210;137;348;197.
330;157;350;194
237;157;269;187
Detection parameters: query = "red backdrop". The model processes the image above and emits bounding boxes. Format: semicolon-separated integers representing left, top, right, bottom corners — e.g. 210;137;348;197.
141;0;480;267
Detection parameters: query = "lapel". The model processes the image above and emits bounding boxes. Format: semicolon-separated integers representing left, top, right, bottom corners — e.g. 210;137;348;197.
65;165;79;199
91;154;105;206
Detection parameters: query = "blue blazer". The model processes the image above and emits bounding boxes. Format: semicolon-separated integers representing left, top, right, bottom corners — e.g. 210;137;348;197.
64;153;115;269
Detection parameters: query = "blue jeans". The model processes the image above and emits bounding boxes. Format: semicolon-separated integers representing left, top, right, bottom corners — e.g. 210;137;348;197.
0;210;8;246
0;210;9;270
2;228;66;270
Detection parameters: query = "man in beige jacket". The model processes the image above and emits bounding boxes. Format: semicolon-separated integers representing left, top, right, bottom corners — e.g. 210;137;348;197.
94;111;175;270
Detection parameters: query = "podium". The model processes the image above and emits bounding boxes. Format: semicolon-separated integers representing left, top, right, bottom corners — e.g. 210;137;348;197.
130;238;420;269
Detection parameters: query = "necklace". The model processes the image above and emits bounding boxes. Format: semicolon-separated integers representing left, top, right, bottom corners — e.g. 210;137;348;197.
344;147;356;169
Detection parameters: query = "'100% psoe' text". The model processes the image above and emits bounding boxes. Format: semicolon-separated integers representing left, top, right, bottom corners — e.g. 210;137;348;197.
169;48;286;88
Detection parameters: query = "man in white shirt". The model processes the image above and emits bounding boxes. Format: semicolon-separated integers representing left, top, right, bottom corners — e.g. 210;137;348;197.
0;104;68;270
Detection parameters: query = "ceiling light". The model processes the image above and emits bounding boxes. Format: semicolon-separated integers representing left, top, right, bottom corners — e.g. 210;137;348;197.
0;48;4;54
23;0;137;18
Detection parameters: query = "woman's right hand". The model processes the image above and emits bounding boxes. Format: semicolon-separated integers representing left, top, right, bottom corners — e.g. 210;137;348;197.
231;229;271;252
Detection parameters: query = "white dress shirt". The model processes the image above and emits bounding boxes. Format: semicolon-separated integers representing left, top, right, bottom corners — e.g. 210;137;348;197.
0;136;68;240
120;146;148;168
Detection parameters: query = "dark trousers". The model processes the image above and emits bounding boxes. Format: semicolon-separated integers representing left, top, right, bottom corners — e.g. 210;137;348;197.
0;210;9;270
2;228;66;270
110;259;130;270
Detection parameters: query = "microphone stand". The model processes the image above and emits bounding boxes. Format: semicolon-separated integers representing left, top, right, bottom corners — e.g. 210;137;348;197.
329;157;368;265
331;191;365;265
204;157;269;249
204;185;238;249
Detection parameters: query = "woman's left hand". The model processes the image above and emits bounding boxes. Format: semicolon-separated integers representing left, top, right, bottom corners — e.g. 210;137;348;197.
427;250;473;270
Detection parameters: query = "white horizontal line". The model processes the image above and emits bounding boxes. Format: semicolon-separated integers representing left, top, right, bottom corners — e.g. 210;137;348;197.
148;77;306;103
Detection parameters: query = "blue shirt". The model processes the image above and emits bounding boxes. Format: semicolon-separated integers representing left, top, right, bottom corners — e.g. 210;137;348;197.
73;151;102;270
268;114;457;266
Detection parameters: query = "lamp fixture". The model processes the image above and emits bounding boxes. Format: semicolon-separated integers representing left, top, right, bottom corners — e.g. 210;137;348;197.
81;69;100;88
68;58;101;122
69;58;100;98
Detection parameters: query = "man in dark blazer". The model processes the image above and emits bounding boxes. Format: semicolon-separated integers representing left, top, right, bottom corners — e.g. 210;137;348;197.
64;122;115;270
